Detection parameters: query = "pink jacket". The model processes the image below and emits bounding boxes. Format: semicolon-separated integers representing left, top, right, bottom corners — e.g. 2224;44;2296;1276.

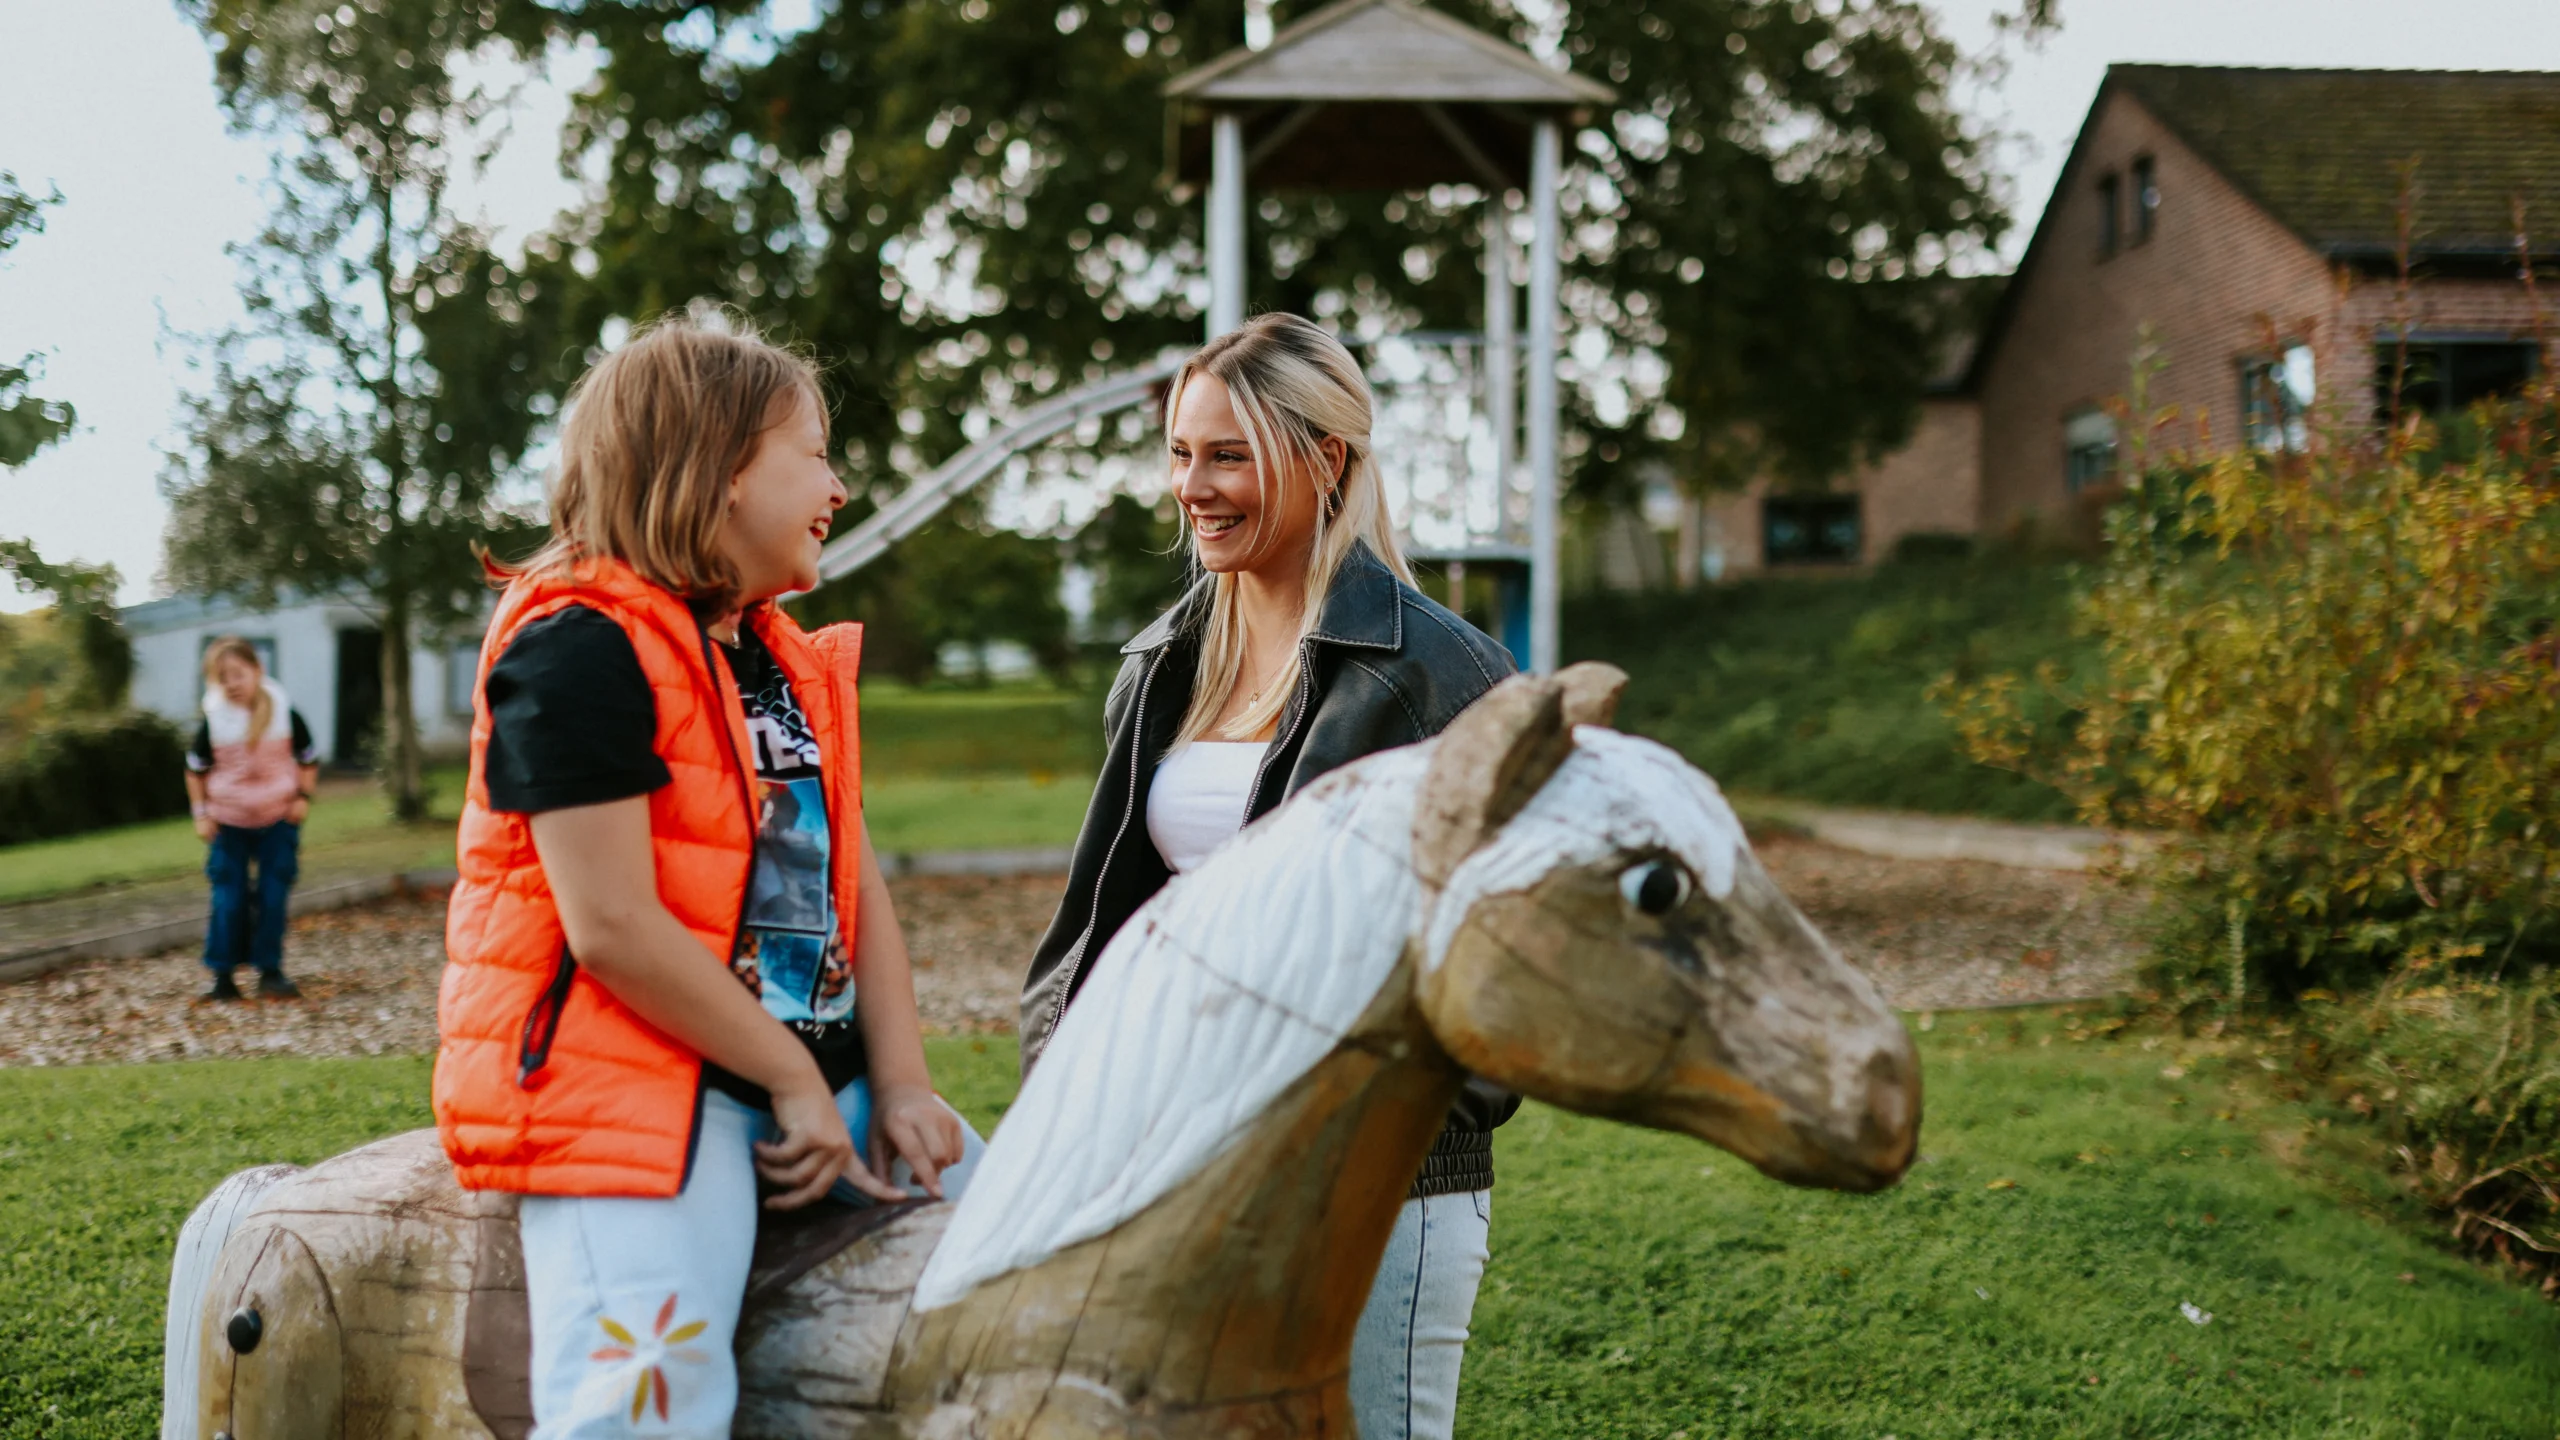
190;679;314;829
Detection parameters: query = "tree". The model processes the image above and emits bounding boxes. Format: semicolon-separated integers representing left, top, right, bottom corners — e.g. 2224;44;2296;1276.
0;174;129;711
0;175;76;471
525;0;2015;529
165;0;565;817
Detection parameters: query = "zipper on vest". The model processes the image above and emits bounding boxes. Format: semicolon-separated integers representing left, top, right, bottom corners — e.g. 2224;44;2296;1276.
1046;646;1164;1043
516;947;577;1087
697;620;763;992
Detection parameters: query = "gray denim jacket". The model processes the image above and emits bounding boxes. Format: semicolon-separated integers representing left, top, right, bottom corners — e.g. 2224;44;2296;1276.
1017;541;1520;1196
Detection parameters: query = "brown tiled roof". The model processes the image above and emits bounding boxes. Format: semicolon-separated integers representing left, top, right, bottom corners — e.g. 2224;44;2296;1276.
2113;65;2560;260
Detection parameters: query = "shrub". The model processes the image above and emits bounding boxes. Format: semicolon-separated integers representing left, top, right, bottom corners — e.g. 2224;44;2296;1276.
1567;545;2088;821
0;710;190;846
2299;957;2560;1294
1941;386;2560;1005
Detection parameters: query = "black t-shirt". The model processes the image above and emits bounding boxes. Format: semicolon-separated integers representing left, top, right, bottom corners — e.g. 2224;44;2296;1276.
482;603;865;1107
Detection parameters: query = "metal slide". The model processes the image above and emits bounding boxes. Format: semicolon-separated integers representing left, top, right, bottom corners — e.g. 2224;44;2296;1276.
815;355;1185;583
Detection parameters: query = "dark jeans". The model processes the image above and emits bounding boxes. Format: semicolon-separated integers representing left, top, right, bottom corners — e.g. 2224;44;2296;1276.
204;821;300;976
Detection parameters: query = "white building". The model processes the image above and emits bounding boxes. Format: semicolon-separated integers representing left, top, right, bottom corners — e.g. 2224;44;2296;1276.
123;590;487;765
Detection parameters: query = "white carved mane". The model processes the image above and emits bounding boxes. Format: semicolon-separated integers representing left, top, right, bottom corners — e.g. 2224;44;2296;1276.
916;743;1434;1310
914;727;1749;1311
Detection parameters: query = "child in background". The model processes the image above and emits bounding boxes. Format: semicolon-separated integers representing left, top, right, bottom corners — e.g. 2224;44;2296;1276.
434;311;980;1437
186;636;319;1002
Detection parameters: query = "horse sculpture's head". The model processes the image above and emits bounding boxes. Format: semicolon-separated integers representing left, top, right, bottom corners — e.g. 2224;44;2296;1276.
1412;665;1920;1193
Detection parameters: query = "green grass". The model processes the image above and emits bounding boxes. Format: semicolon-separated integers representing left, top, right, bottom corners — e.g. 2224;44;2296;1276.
1567;547;2093;822
857;680;1100;779
0;685;1101;904
7;1020;2556;1438
862;772;1093;854
0;771;467;905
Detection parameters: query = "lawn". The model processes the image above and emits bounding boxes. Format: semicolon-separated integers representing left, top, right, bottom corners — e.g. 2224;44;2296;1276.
6;1016;2554;1438
1566;545;2093;822
0;771;467;905
0;684;1101;904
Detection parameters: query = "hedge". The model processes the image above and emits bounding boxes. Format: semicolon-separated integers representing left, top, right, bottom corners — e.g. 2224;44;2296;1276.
0;710;191;846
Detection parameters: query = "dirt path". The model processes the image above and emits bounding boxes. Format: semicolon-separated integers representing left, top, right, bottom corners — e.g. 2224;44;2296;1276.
0;841;2138;1069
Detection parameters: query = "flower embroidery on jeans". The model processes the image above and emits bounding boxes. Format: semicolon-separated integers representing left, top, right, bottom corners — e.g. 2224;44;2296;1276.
588;1293;711;1423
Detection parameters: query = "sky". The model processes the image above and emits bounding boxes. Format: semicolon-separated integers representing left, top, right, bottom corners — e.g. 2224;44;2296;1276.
3;0;2558;612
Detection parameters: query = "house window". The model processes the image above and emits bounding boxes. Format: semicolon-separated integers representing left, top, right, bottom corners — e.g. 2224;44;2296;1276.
2241;344;2316;452
2095;172;2121;257
2131;156;2159;244
1762;495;1861;565
2064;408;2118;493
445;642;481;718
2375;340;2540;419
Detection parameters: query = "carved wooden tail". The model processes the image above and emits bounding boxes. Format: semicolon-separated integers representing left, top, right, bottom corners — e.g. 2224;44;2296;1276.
162;1164;302;1440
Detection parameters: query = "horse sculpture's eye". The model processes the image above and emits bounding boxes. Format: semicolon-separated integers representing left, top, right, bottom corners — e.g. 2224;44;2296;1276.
1619;859;1691;916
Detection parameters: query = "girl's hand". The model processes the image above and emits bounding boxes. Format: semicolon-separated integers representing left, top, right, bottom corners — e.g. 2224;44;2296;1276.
192;814;217;842
754;1078;876;1209
286;796;311;825
870;1081;965;1200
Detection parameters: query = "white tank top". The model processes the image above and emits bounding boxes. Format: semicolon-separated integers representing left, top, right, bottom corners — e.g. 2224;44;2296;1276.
1146;741;1271;873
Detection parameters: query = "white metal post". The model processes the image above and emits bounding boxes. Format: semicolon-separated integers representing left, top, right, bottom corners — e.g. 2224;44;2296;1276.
1525;119;1561;675
1483;198;1516;510
1209;112;1247;338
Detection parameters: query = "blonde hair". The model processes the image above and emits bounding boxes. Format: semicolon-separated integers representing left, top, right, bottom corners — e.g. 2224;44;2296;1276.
1169;314;1410;745
494;308;821;612
203;636;273;741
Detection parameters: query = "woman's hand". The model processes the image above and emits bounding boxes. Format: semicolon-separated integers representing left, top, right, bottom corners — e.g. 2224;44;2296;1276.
285;796;311;825
754;1076;877;1209
192;812;217;842
870;1080;964;1200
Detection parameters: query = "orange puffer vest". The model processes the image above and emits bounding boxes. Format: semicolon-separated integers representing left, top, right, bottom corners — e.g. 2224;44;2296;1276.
433;559;864;1197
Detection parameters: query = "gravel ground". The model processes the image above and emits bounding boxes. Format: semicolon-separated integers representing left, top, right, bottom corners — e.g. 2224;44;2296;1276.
0;840;2138;1070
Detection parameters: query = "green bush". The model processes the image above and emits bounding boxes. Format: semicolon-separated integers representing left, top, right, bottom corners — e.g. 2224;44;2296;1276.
0;710;190;846
1565;545;2087;820
1944;386;2560;1004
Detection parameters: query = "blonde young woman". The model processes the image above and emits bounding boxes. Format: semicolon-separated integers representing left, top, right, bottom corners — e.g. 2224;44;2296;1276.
187;636;320;1001
1020;312;1518;1440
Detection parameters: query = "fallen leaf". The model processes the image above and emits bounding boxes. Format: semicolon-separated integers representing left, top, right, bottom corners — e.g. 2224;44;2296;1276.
2161;1066;2187;1080
1986;1178;2018;1191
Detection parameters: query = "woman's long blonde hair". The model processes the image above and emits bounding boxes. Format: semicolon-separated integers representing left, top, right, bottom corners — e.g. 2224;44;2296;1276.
490;307;821;613
202;636;273;741
1170;314;1410;745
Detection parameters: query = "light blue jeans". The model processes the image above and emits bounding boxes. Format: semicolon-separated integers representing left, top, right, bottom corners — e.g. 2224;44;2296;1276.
519;1082;985;1438
1350;1190;1494;1440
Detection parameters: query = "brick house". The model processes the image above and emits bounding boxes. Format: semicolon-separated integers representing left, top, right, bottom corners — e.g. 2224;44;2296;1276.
1695;64;2560;577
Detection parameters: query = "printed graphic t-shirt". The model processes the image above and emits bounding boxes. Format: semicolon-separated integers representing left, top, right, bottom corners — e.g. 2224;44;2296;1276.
482;604;866;1107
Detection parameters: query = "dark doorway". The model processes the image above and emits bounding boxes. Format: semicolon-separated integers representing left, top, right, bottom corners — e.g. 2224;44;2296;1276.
333;627;383;770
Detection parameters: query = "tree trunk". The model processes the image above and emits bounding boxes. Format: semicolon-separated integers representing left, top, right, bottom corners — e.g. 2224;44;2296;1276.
380;591;424;822
1673;488;1703;591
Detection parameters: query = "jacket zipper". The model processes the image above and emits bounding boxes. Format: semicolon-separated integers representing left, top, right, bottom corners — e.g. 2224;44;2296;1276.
1047;646;1164;1040
698;620;762;977
516;946;578;1087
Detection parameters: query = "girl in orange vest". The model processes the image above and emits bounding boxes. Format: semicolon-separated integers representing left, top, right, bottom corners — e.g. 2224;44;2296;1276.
434;313;978;1436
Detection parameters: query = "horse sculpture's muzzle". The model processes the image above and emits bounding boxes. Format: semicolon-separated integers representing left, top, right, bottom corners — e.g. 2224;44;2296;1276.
1422;845;1921;1197
1623;856;1921;1193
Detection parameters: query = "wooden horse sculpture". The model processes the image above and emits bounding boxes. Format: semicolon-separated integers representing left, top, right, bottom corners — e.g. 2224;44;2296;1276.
164;664;1920;1439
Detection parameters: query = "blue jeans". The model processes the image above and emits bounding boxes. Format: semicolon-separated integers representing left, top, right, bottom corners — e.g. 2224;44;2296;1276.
203;821;300;976
1350;1189;1494;1440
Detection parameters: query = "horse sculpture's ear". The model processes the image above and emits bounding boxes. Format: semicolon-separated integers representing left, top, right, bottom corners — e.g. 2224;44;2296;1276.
1554;661;1628;729
1414;675;1574;889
